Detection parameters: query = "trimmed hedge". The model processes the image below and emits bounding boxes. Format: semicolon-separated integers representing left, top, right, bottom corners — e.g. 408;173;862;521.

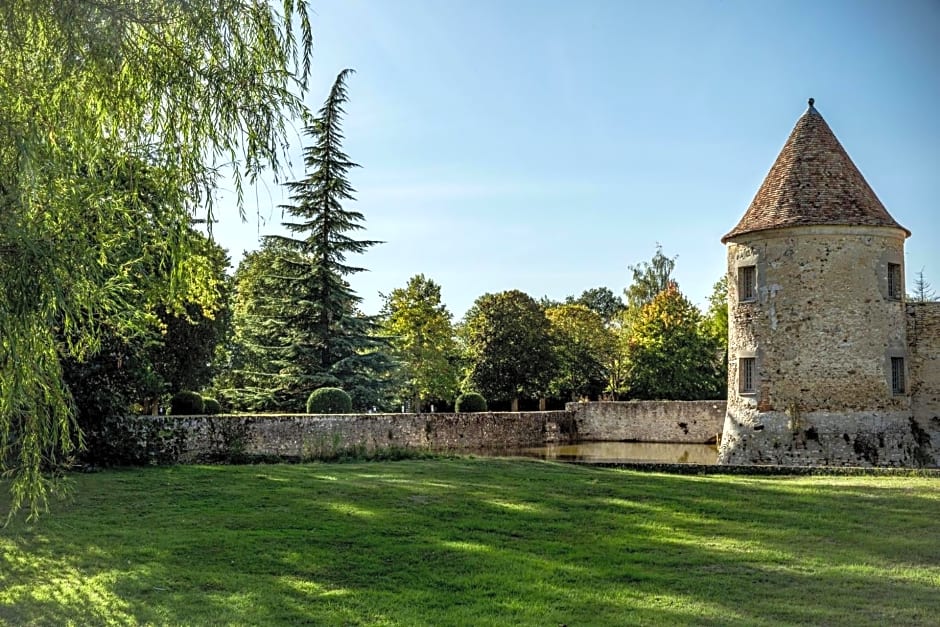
203;398;222;415
306;387;352;414
455;392;487;413
170;391;204;415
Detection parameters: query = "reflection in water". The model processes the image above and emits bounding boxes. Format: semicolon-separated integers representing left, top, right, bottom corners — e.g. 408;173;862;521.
508;441;719;465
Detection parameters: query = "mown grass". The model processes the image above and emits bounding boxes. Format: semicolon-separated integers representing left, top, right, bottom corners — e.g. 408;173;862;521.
1;459;938;626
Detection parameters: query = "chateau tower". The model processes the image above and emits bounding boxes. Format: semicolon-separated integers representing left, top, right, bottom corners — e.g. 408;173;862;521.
718;99;923;466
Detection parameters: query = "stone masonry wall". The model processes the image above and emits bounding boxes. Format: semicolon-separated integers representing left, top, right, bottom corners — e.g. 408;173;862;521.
725;225;909;417
92;402;734;465
101;412;576;464
566;401;725;443
908;302;940;427
716;226;939;467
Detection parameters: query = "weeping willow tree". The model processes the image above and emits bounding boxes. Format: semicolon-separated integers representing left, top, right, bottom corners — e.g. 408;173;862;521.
0;1;313;518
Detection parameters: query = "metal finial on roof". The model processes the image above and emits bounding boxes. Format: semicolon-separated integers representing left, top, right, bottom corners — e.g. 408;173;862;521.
808;97;815;108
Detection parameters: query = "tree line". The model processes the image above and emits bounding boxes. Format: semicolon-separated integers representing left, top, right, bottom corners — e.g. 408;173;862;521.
205;69;729;415
67;70;730;432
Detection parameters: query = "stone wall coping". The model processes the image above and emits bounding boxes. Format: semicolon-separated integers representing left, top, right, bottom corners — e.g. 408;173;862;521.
565;400;726;408
138;411;573;420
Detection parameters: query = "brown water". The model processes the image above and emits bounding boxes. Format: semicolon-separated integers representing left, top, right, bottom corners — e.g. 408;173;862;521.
505;441;719;465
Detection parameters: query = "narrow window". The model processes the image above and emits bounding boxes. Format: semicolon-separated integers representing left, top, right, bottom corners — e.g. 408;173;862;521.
739;357;756;394
888;263;902;300
738;265;756;302
891;357;905;394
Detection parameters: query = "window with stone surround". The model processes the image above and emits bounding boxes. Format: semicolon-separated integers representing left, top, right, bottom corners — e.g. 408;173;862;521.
888;263;902;300
739;357;756;394
891;357;905;394
738;265;756;302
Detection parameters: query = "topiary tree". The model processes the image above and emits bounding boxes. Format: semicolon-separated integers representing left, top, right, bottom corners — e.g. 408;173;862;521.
455;392;487;413
202;398;222;415
170;391;204;415
306;387;353;414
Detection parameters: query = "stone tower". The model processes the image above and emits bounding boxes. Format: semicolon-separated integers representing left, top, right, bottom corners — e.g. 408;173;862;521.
718;99;923;466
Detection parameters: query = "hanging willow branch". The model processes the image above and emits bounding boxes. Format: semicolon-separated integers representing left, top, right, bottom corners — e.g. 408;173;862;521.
0;0;312;520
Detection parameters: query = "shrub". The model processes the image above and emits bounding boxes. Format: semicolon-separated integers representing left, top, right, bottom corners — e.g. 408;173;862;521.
170;391;204;415
203;398;222;415
306;387;352;414
455;392;487;412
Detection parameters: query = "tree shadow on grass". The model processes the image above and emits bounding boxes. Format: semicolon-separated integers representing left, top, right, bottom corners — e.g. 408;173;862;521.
1;461;939;625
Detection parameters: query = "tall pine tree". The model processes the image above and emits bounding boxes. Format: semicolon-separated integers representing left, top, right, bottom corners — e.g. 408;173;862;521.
250;69;391;411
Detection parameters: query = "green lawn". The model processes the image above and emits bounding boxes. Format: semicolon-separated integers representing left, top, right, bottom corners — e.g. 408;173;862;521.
1;459;938;626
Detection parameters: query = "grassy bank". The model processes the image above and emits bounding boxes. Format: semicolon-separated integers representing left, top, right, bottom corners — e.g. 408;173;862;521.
2;459;938;626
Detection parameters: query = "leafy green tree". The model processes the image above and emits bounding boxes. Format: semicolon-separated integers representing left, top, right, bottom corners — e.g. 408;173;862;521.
565;287;625;325
545;304;615;401
0;1;312;516
462;290;557;411
213;244;290;411
148;234;232;399
380;275;459;412
603;316;633;400
238;69;392;411
624;244;677;314
594;245;680;401
704;277;729;353
627;282;725;400
703;277;729;399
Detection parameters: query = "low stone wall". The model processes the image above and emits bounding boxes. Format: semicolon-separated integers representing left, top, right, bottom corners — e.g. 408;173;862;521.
566;401;726;443
98;411;576;464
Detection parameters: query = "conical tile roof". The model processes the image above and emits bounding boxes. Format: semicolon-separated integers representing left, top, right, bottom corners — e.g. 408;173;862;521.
722;100;909;243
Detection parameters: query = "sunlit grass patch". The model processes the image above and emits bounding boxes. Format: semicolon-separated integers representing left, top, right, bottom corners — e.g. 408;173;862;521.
1;459;939;625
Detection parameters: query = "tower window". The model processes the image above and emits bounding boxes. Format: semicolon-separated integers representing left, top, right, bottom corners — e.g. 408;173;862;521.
887;263;902;300
739;357;756;394
891;357;905;394
738;265;756;302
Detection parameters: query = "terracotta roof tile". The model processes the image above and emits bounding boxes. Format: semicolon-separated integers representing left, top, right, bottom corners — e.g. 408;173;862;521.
722;101;909;243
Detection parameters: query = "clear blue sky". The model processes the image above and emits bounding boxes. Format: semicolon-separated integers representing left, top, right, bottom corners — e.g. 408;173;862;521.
210;0;940;318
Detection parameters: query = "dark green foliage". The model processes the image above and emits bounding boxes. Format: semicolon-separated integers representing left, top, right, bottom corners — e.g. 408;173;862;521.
462;290;557;408
203;398;222;415
545;304;615;401
213;244;292;412
455;392;487;412
565;287;625;325
221;70;392;412
62;328;165;465
148;238;232;396
170;391;204;415
306;387;353;414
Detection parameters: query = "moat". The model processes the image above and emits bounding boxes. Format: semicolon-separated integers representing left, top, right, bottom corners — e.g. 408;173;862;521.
494;441;720;465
